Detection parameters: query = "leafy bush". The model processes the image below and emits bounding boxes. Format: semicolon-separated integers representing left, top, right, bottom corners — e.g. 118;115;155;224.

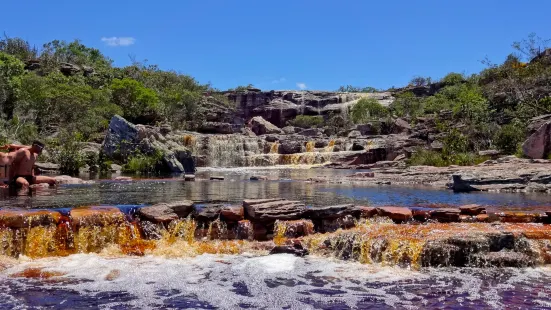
408;148;488;167
337;85;378;93
46;131;85;175
494;122;526;154
110;78;160;124
288;115;324;128
440;72;465;86
122;150;164;174
350;97;389;124
389;91;424;117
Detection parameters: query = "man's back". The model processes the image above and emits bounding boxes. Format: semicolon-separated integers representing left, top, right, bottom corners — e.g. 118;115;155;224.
12;148;37;176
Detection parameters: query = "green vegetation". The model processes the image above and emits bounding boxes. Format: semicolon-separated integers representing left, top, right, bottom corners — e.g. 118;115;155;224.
0;35;235;171
288;115;324;128
350;97;389;123
337;85;379;93
122;150;164;174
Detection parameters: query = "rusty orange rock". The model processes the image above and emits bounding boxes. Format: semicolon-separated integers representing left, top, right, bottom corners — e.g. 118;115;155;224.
377;207;412;223
70;206;125;227
0;210;62;228
499;212;537;223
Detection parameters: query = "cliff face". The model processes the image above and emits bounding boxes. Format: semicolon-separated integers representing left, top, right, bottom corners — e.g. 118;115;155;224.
223;90;394;128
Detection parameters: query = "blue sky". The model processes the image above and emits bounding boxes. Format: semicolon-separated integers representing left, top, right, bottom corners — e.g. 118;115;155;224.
2;0;550;91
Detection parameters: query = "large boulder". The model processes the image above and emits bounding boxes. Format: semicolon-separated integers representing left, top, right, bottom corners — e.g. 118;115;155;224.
198;122;233;134
249;116;284;135
102;115;139;158
522;117;551;159
138;201;195;223
243;199;306;223
102;115;195;173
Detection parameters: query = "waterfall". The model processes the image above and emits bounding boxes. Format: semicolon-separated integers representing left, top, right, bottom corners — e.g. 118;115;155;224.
196;135;265;167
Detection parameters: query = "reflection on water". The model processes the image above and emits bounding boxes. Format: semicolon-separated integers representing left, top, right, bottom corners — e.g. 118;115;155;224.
1;254;551;309
1;168;551;211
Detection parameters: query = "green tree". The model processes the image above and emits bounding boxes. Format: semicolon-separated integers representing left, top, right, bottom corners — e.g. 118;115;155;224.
110;78;160;124
389;91;424;117
350;97;389;123
0;52;25;118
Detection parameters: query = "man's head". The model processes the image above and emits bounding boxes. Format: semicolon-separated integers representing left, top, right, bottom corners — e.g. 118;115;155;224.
30;141;45;154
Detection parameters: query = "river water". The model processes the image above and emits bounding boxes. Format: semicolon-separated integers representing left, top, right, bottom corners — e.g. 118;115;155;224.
1;167;551;211
1;167;551;309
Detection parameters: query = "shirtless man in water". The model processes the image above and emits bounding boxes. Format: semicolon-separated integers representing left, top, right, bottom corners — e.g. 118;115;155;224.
0;144;31;187
10;141;57;190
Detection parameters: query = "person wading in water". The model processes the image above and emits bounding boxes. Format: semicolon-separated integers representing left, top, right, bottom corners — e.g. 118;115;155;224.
10;141;57;191
0;144;31;188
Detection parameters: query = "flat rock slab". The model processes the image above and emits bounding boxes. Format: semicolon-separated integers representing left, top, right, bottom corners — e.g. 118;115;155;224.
138;205;179;223
210;176;225;181
0;210;62;228
377;207;413;223
194;204;224;222
244;199;306;222
430;208;461;223
70;206;125;227
220;206;244;222
305;204;358;220
459;204;486;215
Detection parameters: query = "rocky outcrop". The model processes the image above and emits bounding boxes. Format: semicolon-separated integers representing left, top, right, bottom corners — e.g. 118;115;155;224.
102;115;195;173
522;115;551;159
138;201;194;223
249;116;283;135
244;199;306;223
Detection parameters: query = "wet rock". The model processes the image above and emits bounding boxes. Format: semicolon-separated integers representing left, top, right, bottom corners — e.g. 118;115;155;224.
275;220;314;238
220;206;244;222
320;215;356;233
429;208;461;223
70;207;125;227
298;128;323;137
357;206;378;218
278;139;304;154
348;130;362;138
184;174;196;181
194;204;224;223
305;204;358;220
499;212;537;223
113;176;132;181
244;199;306;223
269;243;309;257
250;116;283;135
0;210;62;228
412;209;430;222
210;176;224;181
236;220;253;240
198;122;233;134
376;207;412;223
138;220;163;239
253;223;268;240
471;252;535;267
138;203;184;223
34;162;61;174
356;123;377;136
55;175;90;185
250;175;268;181
459;204;486;215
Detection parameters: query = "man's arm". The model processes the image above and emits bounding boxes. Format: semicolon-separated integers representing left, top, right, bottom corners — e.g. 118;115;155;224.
0;144;30;152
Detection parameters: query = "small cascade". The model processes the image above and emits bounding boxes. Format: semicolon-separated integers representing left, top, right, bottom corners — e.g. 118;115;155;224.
324;140;336;153
197;135;265;167
305;141;315;152
270;142;279;154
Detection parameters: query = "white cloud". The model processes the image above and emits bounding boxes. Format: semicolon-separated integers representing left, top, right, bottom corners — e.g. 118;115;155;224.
271;77;286;84
296;82;307;90
101;37;136;47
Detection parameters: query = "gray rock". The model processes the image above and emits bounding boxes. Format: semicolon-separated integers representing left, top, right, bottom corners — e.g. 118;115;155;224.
305;204;358;220
139;205;179;223
282;126;298;135
523;117;551;159
250;116;283;135
194;204;224;223
139;201;195;222
243;199;306;223
298;128;323;137
198;122;233;134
